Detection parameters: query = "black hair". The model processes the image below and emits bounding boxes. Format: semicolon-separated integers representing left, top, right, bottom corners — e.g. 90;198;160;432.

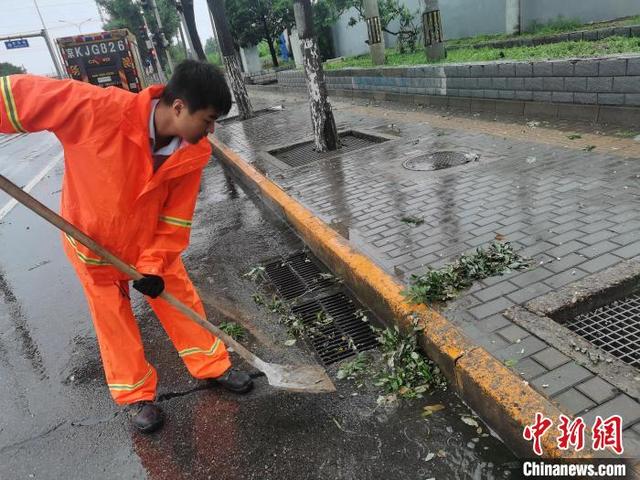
161;60;232;116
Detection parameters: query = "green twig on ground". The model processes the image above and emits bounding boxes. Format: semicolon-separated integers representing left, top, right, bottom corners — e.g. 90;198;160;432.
400;215;425;226
219;321;247;340
614;130;638;138
404;241;529;304
243;266;266;282
337;318;447;400
372;319;447;398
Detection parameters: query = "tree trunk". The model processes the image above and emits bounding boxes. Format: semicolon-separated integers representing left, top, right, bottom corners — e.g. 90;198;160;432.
363;0;385;65
181;0;207;61
423;0;446;61
263;16;279;67
505;0;521;35
207;0;253;120
224;55;252;119
293;0;339;152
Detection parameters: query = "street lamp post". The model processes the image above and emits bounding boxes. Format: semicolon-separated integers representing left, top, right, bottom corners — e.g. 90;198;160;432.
58;18;94;34
33;0;65;77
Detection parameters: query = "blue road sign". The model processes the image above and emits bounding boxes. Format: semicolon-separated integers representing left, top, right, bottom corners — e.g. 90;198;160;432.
5;39;29;49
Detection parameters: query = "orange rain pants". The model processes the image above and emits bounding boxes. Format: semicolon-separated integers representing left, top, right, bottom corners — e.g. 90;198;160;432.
72;258;231;405
0;75;231;404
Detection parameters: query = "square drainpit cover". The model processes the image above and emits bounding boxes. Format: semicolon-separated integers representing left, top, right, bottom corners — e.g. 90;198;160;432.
565;294;640;368
269;130;388;168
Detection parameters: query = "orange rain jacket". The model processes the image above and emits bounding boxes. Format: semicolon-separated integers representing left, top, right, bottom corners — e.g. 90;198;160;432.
0;75;232;404
0;74;211;282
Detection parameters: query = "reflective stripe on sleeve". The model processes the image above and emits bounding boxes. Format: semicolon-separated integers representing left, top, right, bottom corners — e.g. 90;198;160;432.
65;233;110;265
0;76;26;133
159;215;192;228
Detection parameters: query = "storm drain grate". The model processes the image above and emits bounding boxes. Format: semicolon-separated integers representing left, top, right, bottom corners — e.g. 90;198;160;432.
565;294;640;368
270;131;388;168
402;151;478;171
291;292;378;365
263;252;334;300
217;107;281;125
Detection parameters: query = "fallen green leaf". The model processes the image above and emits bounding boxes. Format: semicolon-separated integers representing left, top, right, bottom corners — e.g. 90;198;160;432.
422;404;445;417
461;417;479;428
400;215;425;226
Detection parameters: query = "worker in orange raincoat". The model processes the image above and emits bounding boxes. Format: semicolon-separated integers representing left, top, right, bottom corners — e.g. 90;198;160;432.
0;60;253;433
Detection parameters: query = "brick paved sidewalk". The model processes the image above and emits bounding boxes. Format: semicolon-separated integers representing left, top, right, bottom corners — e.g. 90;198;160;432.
215;89;640;456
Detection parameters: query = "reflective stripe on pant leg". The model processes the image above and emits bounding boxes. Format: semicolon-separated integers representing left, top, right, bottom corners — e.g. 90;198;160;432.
146;259;231;379
77;278;158;404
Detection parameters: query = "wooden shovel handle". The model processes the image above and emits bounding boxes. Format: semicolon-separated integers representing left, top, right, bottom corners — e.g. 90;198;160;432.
0;174;265;370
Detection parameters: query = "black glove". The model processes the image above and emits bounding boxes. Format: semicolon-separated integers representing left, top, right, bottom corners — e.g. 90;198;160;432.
132;274;164;298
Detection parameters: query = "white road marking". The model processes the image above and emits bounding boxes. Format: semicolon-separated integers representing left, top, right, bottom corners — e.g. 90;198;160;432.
0;151;63;221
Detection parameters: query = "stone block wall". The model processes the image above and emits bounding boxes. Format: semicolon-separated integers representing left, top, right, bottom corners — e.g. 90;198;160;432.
277;56;640;108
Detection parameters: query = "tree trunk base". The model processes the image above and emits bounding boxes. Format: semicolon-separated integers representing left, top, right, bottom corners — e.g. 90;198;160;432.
301;38;338;152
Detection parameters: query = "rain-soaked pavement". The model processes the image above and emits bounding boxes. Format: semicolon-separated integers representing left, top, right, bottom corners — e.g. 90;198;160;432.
215;89;640;457
0;132;520;479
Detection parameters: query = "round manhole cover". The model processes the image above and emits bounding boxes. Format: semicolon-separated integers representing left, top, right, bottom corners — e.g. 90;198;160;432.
402;151;479;171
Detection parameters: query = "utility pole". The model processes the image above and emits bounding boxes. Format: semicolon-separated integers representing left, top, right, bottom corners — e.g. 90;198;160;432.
41;30;63;77
139;6;167;83
0;31;61;77
33;0;64;77
207;0;253;120
149;0;174;73
292;0;338;152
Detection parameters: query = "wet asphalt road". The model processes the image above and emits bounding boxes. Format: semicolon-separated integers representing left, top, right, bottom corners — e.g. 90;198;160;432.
0;132;520;479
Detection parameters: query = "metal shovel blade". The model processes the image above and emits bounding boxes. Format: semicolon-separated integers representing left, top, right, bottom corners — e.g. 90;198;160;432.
259;361;336;394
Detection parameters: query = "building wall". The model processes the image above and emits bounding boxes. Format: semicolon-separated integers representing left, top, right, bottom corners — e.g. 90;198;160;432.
522;0;639;30
439;0;507;40
328;0;640;58
331;6;370;58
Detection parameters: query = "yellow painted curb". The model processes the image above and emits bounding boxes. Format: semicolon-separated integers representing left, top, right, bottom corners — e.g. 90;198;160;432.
211;136;594;459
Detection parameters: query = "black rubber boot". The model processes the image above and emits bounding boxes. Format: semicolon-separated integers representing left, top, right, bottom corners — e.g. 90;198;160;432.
214;368;253;394
129;401;164;433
